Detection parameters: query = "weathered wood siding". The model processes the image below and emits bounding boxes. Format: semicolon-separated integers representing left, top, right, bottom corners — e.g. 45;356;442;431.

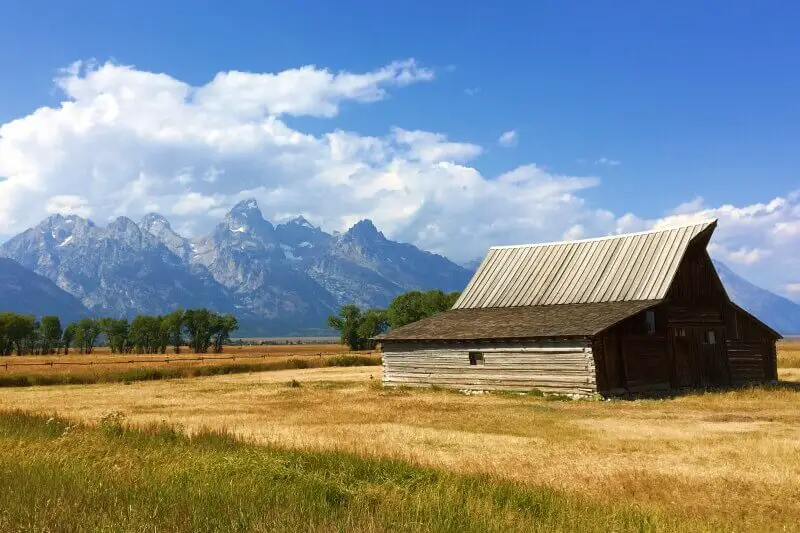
595;306;671;394
724;304;778;383
666;244;727;306
621;335;670;392
726;341;767;384
381;341;596;396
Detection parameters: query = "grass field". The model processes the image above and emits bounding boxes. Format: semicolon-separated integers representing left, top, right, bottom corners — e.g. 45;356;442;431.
0;344;379;386
0;341;797;531
0;411;699;532
779;338;800;365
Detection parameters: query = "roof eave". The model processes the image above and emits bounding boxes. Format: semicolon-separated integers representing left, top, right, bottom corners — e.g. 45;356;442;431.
380;334;594;343
591;299;664;336
728;301;783;339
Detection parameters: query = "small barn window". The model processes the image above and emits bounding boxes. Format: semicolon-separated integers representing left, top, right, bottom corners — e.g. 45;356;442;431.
674;327;686;338
468;352;484;366
702;331;716;345
645;310;656;334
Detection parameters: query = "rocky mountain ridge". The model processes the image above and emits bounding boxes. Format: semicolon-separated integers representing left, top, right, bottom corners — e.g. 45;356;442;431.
0;200;472;334
3;201;796;335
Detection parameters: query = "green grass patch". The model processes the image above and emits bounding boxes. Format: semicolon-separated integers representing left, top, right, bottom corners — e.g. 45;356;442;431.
325;354;381;367
0;410;709;532
0;355;382;388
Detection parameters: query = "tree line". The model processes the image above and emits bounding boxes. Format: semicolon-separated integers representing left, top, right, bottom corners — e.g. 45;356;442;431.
327;290;460;350
0;309;238;356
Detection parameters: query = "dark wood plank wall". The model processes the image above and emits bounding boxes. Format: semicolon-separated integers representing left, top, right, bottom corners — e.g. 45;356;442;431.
594;242;778;393
665;246;731;387
666;248;728;306
724;305;779;383
597;245;728;392
591;337;608;391
594;307;670;393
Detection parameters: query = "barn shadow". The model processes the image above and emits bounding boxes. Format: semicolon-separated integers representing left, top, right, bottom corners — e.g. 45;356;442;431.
603;380;800;401
774;380;800;392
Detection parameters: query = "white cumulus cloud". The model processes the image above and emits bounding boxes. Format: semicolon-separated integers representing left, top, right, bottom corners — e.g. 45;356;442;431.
45;195;92;218
497;130;518;147
612;195;800;295
0;61;799;298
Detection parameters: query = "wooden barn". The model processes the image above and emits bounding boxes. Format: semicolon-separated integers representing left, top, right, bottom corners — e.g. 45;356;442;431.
379;220;781;396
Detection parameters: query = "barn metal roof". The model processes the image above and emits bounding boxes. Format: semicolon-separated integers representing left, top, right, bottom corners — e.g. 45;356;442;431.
453;220;717;309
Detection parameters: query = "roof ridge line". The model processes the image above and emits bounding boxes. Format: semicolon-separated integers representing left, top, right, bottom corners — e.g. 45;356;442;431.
490;219;718;250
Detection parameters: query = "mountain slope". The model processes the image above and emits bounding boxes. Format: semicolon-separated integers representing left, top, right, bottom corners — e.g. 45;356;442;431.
0;258;90;321
189;200;339;332
275;217;471;308
0;214;235;318
714;260;800;335
0;200;473;334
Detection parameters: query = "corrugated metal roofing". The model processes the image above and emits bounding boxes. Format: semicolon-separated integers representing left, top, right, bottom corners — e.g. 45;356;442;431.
453;220;717;309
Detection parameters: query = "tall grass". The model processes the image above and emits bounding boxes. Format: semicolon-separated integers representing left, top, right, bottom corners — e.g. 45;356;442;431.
0;411;705;532
0;354;381;388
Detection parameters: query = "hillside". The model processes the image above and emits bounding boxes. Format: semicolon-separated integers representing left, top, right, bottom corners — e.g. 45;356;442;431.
0;258;90;322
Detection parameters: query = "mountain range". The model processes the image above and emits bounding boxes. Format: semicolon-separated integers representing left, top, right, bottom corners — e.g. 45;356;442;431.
0;201;798;335
0;200;471;335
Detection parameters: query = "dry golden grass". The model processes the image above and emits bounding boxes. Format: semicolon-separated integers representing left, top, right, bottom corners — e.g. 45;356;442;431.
2;351;799;531
0;344;354;378
778;339;800;368
0;340;796;530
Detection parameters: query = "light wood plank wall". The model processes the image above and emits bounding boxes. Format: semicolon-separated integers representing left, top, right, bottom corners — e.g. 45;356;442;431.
381;341;597;396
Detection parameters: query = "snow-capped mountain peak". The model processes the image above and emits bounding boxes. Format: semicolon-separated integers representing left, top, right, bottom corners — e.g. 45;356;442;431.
0;209;473;335
287;215;316;229
140;213;173;233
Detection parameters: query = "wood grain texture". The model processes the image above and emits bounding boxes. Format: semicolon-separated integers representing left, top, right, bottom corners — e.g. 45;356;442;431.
382;341;596;396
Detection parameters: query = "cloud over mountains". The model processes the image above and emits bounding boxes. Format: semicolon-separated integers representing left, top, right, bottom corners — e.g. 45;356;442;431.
0;60;798;299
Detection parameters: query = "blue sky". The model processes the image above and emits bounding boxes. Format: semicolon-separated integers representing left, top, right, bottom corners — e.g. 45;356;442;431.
0;1;799;298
